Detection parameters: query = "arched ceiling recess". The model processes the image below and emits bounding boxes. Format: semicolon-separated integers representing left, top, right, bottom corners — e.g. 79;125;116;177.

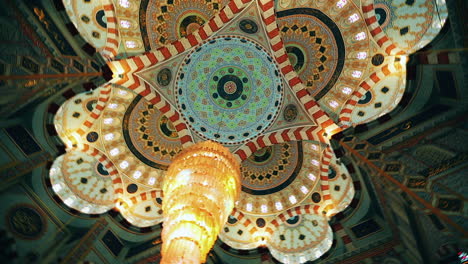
54;0;447;262
335;0;448;127
63;0;120;58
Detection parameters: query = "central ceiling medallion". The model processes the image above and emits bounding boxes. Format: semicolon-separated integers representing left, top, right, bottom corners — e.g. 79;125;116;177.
175;36;284;145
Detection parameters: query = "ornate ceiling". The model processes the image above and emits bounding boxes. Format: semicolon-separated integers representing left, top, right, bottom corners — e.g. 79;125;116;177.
50;0;448;263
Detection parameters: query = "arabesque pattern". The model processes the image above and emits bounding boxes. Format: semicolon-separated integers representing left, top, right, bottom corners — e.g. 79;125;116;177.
51;0;447;262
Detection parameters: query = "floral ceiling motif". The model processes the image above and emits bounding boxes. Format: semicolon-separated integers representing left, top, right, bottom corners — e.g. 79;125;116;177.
51;0;446;262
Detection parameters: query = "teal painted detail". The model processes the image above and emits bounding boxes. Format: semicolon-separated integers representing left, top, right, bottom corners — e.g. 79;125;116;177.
175;36;283;144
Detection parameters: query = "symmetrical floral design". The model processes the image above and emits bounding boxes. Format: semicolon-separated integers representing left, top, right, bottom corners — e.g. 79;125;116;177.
50;0;447;262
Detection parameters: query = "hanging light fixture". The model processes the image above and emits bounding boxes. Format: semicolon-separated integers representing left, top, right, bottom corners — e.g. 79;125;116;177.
161;141;241;264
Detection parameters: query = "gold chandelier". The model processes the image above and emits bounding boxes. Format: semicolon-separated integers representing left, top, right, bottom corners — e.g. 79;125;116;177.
161;141;241;264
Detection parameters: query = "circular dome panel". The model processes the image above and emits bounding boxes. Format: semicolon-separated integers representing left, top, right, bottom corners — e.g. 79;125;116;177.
62;0;108;49
175;36;284;145
49;151;116;214
268;213;333;263
141;0;230;49
278;8;345;98
241;142;303;195
123;95;182;169
54;90;101;147
118;191;164;227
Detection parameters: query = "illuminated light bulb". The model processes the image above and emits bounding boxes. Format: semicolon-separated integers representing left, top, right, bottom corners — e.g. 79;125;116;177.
301;186;308;194
348;13;359;23
119;0;130;8
355;32;366;41
357;52;367;60
329;100;339;108
315;251;322;258
108;103;118;109
311;159;319;166
289;195;297;204
125;41;137;49
104;118;114;124
336;0;347;8
52;184;62;192
342;87;352;95
64;197;74;206
246;203;253;212
104;133;114;141
310;144;318;151
110;148;119;156
120;20;131;29
261;204;268;213
148;177;156;185
120;161;129;169
352;70;362;78
133;170;142;179
275;201;283;210
161;141;241;264
308;173;316;181
399;55;408;63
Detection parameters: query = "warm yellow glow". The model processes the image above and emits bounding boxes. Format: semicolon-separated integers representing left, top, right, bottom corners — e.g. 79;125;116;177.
107;61;126;76
161;141;241;264
399;55;408;63
324;126;342;140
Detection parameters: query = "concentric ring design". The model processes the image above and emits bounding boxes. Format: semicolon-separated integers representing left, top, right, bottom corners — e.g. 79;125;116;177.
175;36;284;145
277;8;345;100
123;95;182;169
241;142;303;195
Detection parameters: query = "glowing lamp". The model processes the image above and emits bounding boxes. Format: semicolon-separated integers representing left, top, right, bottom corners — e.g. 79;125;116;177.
161;141;241;264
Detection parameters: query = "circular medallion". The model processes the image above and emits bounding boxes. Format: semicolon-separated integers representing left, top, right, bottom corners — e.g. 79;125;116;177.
209;66;251;109
239;19;258;34
256;218;266;228
175;36;283;144
311;192;321;203
372;53;385;66
157;68;172;86
86;131;99;142
283;104;298;122
285;45;306;73
123;96;182;169
7;204;46;240
241;142;302;195
127;184;138;194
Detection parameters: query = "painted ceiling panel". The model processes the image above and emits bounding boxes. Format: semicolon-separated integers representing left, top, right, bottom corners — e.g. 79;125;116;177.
44;0;451;262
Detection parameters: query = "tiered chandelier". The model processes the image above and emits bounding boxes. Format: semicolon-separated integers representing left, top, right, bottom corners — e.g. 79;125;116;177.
161;141;241;263
47;0;448;261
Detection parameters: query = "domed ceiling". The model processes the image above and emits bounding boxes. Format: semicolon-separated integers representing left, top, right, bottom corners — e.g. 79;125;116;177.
51;0;447;262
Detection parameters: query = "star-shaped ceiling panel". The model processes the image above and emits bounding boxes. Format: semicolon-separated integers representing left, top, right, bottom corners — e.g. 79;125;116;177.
51;0;447;263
